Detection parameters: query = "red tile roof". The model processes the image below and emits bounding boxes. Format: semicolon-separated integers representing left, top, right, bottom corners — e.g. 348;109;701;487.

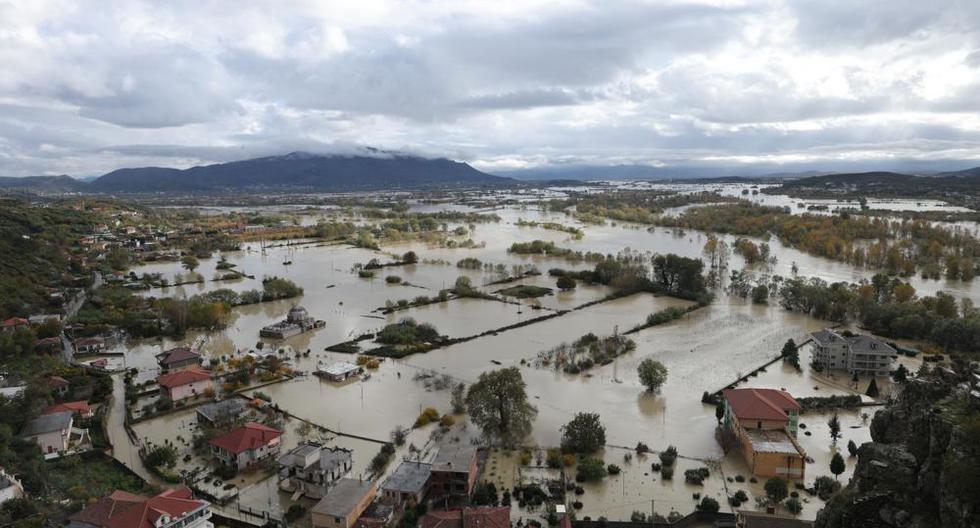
104;487;206;528
420;508;511;528
43;400;92;416
48;375;70;387
723;388;801;422
1;317;28;328
156;346;201;366
75;336;105;346
68;490;146;527
209;422;282;455
157;366;211;388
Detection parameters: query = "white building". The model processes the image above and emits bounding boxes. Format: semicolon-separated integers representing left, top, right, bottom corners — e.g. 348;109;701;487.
278;443;354;499
0;468;25;505
809;329;896;377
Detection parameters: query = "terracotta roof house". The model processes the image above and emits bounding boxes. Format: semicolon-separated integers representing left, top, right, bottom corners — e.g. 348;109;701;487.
156;347;203;373
35;336;63;353
49;375;71;397
67;487;212;528
420;507;511;528
0;318;29;333
44;400;93;418
157;367;212;402
722;389;806;480
209;422;282;470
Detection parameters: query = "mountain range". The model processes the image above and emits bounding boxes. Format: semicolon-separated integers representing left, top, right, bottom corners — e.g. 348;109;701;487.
0;152;513;194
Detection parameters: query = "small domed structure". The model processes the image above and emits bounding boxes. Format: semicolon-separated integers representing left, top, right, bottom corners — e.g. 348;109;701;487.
287;305;310;323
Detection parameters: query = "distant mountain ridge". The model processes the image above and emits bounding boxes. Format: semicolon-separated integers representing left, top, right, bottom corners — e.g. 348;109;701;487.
88;151;512;192
0;175;90;193
773;168;980;209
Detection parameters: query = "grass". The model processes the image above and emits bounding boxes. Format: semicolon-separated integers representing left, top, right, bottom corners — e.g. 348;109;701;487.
495;285;553;298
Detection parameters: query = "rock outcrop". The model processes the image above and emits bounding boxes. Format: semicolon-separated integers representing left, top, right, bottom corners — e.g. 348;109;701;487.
815;364;980;528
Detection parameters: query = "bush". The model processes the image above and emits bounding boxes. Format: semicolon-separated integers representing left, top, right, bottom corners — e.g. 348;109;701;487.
285;505;307;523
546;448;563;469
697;497;720;513
684;467;710;485
358;270;375;278
607;464;621;475
414;407;440;427
660;465;674;480
576;457;607;482
386;275;403;284
659;445;678;467
786;497;803;515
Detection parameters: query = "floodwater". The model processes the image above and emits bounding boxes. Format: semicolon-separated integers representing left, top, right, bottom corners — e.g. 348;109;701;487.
112;193;976;521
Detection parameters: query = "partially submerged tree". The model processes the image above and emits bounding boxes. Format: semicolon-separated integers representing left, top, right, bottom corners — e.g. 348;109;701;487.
561;412;606;453
465;367;537;446
828;413;842;444
830;452;846;480
764;477;788;506
637;359;668;392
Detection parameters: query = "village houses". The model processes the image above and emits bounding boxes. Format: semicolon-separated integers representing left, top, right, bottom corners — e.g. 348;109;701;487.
209;422;282;470
722;388;807;480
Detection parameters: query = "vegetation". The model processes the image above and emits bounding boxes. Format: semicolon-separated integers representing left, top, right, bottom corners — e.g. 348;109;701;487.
830;452;846;480
376;318;441;345
495;284;552;298
637;358;668;392
561;412;606;453
765;477;789;505
537;332;636;374
575;457;607;482
465;367;537;447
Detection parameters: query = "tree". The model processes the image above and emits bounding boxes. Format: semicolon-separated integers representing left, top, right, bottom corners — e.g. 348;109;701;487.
697;497;720;513
450;383;466;414
781;338;800;370
715;401;725;424
181;255;199;273
865;378;880;398
893;364;908;383
786;497;803;515
847;439;858;457
830;452;846;480
575;457;606;482
828;413;841;444
561;412;606;453
637;359;668;392
764;477;788;505
556;275;577;291
402;251;418;264
465;368;537;446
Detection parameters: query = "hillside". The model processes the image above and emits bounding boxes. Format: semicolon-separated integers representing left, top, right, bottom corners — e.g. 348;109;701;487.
0;175;89;193
89;151;513;192
771;169;980;209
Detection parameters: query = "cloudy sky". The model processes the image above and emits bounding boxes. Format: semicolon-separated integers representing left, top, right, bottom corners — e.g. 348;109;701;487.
2;0;980;177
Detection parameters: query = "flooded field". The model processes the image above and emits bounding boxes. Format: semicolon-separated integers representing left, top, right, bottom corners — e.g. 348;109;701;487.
110;189;975;522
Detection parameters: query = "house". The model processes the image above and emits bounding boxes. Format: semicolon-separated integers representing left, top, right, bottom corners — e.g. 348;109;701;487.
49;375;71;397
28;314;61;326
156;347;203;373
0;468;25;506
381;461;431;507
278;442;354;499
0;318;29;333
356;501;395;528
419;507;511;528
209;422;282;470
311;478;377;528
157;367;212;402
67;486;212;528
429;439;479;501
316;362;363;382
44;400;93;418
35;336;63;354
260;305;325;339
196;399;247;427
21;411;74;454
74;336;106;354
737;511;814;527
809;329;896;376
722;388;807;480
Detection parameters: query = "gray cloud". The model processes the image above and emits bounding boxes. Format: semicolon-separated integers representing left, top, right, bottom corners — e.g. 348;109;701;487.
0;0;979;176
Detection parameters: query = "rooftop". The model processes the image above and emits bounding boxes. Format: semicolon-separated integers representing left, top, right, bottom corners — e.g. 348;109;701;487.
43;400;91;415
156;346;201;366
723;388;800;422
157;366;211;388
744;428;804;456
196;399;246;422
312;478;375;518
432;439;478;473
319;362;361;377
810;329;896;356
384;461;432;493
21;411;73;436
70;487;208;528
209;422;282;455
420;507;511;528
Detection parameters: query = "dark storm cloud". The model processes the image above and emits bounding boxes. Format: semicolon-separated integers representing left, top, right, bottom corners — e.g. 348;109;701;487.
1;0;979;176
